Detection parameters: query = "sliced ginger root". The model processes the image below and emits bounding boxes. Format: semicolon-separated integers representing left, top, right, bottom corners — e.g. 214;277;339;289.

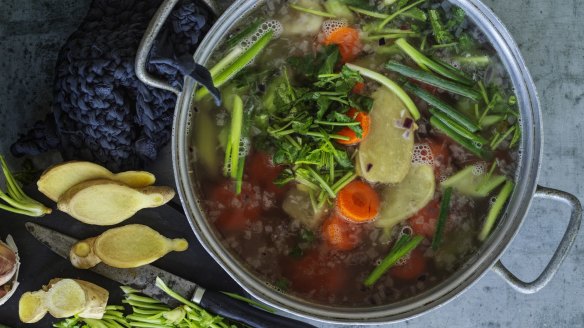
18;279;108;323
19;291;47;323
38;161;156;201
57;179;175;225
70;224;188;269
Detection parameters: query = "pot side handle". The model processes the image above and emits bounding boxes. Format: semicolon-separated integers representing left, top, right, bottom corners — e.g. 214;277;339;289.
492;186;582;294
135;0;221;95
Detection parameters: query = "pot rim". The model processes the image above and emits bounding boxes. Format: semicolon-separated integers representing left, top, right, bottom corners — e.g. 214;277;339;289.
172;0;543;324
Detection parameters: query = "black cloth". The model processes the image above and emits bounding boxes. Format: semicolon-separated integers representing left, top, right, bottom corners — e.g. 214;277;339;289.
11;0;219;171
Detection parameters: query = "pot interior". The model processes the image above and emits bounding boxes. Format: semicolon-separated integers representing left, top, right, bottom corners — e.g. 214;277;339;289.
173;0;542;323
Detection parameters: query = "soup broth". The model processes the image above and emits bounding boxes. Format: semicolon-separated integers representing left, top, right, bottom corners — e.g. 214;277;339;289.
190;0;520;306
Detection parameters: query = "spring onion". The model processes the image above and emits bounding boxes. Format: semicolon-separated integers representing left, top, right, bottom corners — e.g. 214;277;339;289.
386;61;482;101
0;155;51;217
364;234;424;286
430;117;487;158
345;63;420;120
430;108;488;145
478;180;514;241
404;83;479;132
432;187;452;250
195;30;274;101
395;38;473;85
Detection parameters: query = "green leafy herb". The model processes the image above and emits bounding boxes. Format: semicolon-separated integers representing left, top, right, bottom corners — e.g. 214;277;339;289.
429;9;454;44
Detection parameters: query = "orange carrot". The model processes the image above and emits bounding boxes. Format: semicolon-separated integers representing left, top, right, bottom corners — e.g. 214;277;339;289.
352;82;366;94
390;248;427;281
322;213;361;251
408;199;440;239
323;26;362;63
336;180;380;223
336;108;371;145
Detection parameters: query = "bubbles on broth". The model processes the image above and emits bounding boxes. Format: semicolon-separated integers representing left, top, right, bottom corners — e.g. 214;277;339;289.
472;162;486;176
322;19;348;37
240;20;283;50
412;143;434;166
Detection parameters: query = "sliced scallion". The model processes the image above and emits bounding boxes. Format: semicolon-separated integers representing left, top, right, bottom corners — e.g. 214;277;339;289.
386;61;482;101
478;180;514;241
404;83;479;132
430;108;488;145
195;30;274;101
432;187;452;250
430;117;487;158
364;234;424;286
345;63;420;120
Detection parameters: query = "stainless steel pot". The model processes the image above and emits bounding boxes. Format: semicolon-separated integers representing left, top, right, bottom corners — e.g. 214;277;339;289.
136;0;583;324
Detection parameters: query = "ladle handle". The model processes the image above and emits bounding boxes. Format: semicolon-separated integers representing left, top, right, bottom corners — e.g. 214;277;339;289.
135;0;222;95
492;186;582;294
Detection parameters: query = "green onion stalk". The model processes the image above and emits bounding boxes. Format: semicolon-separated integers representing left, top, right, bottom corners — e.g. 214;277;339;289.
0;155;51;217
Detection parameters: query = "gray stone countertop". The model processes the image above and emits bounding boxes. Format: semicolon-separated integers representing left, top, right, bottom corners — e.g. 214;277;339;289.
1;0;583;327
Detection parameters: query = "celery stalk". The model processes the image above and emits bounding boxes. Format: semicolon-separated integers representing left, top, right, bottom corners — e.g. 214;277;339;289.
345;63;420;120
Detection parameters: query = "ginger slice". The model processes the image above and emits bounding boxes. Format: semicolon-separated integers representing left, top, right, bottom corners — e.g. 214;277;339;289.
38;161;156;201
70;224;188;269
18;291;47;323
19;279;109;322
57;179;175;225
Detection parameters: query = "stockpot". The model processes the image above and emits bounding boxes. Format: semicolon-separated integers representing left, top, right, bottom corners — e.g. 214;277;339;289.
136;0;583;324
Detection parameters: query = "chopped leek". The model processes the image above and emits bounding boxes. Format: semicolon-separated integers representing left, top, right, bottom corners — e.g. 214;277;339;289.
478;180;514;241
364;234;424;286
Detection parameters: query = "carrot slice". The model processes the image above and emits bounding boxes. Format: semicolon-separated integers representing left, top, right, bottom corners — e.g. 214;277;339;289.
336;180;380;223
322;213;361;251
323;26;362;63
390;248;427;281
336;108;371;145
408;199;440;239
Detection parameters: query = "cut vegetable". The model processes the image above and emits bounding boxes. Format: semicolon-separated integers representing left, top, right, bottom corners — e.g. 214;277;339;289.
356;88;415;184
364;234;424;286
346;63;420;120
336;180;380;223
441;164;506;197
57;179;175;225
70;224;188;269
322;26;362;63
38;161;156;202
375;164;436;229
18;291;47;323
431;187;452;249
386;61;482;101
281;0;325;36
336;108;370;145
19;279;109;323
478;180;514;241
283;187;328;230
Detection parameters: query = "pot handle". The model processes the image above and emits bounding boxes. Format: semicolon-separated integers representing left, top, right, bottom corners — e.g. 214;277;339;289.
492;186;582;294
135;0;221;95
